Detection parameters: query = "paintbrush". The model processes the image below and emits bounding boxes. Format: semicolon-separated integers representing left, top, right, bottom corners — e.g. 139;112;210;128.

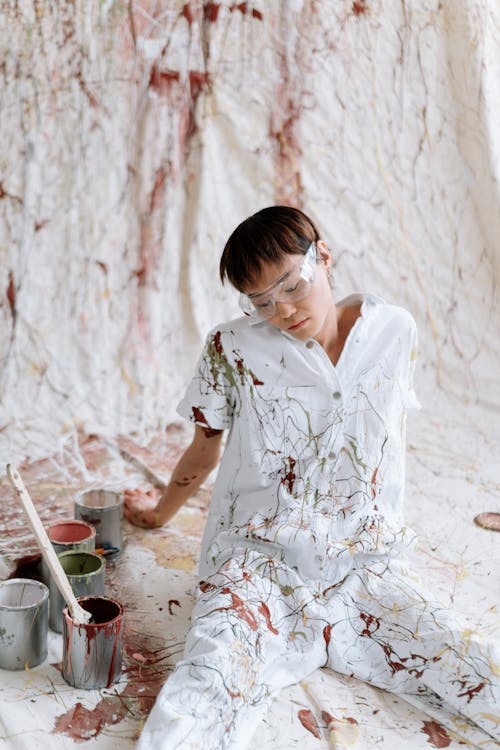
6;464;92;625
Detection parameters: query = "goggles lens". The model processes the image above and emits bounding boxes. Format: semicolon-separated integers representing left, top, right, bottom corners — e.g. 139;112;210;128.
239;242;317;320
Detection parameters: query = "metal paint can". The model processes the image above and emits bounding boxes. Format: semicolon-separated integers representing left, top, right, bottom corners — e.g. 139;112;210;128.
0;578;49;670
49;551;105;634
41;519;96;585
74;490;123;560
62;596;123;689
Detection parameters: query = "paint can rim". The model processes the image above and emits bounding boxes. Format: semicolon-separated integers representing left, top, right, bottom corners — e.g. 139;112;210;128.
0;578;49;610
63;595;123;627
56;550;105;576
47;519;96;542
75;489;123;511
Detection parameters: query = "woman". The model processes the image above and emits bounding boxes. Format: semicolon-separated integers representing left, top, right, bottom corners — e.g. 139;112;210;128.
125;206;499;749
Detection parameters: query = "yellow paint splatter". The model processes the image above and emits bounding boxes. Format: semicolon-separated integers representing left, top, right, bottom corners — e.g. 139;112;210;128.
121;366;137;397
141;534;197;572
167;556;196;572
327;716;361;747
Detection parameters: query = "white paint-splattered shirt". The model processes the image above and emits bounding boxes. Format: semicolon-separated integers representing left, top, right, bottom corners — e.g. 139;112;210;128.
177;293;420;583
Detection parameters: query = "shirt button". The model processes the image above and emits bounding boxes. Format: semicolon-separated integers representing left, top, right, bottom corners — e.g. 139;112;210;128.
333;391;341;399
306;341;314;349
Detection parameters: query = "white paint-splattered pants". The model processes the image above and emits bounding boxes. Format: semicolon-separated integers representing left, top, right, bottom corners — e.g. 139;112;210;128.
138;549;500;750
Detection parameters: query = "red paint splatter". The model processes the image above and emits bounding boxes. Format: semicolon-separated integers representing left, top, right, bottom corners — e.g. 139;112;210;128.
120;629;171;713
323;623;332;649
34;219;49;232
0;182;22;204
167;599;180;615
360;611;380;637
322;710;334;725
199;580;217;593
192;406;208;426
53;700;127;741
189;70;210;100
216;590;258;630
148;65;180;96
229;2;262;18
457;681;485;703
213;330;223;354
421;720;451;748
134;165;169;288
258;601;279;634
204;3;220;22
182;2;199;24
149;168;167;213
298;709;321;739
251;371;264;386
230;2;248;13
281;456;297;493
382;643;406;675
7;271;16;323
352;0;368;15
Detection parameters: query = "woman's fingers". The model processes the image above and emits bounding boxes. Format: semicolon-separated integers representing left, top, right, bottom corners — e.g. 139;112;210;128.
123;487;163;528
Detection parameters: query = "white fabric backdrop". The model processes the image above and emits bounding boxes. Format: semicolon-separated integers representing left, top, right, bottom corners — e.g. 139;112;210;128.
1;0;499;464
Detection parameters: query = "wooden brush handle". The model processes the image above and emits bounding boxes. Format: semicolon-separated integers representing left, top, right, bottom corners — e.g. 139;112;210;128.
6;464;92;625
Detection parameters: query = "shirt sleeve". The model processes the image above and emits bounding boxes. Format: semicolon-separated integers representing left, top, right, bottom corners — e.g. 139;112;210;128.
406;317;422;411
176;329;235;430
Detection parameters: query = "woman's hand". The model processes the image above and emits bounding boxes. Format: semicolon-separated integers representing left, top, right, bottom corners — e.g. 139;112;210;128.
124;487;165;529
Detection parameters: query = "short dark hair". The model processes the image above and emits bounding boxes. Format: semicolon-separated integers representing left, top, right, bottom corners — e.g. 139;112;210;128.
219;205;321;291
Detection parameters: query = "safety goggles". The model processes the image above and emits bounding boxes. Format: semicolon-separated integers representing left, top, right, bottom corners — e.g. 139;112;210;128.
239;241;317;320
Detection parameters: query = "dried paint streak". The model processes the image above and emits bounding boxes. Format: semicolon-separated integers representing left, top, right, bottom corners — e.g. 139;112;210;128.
167;599;180;615
189;71;210;100
360;611;380;637
199;580;217;593
270;21;303;205
121;629;172;713
0;181;23;204
421;720;451;748
229;2;263;19
135;166;168;287
281;456;297;493
182;2;199;24
7;271;16;324
457;680;485;702
297;708;321;739
352;0;368;15
218;588;258;630
53;700;127;742
148;65;179;96
204;3;220;22
258;601;279;634
323;623;332;649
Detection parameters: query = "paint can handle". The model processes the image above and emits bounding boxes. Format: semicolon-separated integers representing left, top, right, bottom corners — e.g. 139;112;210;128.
6;464;92;625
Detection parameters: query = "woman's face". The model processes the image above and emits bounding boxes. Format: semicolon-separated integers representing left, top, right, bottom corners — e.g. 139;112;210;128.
243;241;336;341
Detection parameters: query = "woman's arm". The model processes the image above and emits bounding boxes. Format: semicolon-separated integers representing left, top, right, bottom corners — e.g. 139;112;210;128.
124;425;224;528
